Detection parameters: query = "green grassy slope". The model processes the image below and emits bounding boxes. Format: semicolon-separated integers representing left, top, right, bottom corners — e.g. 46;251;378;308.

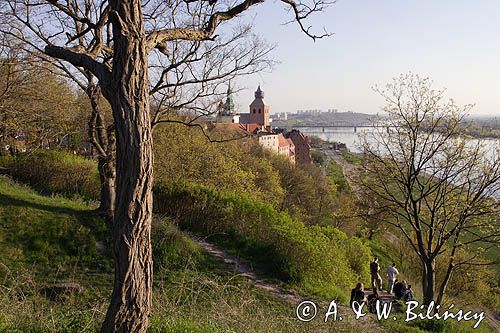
0;176;361;332
0;175;495;332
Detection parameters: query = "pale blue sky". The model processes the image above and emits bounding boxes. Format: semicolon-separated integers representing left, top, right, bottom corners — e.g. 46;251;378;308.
231;0;500;115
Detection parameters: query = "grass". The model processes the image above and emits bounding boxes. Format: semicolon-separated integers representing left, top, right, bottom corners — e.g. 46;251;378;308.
0;175;366;332
340;150;361;164
326;160;350;193
378;306;496;333
0;175;496;332
0;176;110;278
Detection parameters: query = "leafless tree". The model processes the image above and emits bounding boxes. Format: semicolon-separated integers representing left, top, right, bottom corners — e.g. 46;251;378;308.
0;0;332;331
2;8;275;224
357;73;500;306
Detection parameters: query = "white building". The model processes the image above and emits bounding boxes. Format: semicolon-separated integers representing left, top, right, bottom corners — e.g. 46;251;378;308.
258;132;279;152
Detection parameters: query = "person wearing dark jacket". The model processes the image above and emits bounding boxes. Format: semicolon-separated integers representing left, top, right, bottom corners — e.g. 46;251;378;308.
350;282;366;307
367;288;382;313
393;280;406;299
370;257;382;291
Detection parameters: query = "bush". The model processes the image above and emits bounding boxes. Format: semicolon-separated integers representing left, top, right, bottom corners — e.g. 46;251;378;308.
154;124;285;209
340;150;360;164
1;150;99;199
154;182;372;302
311;150;327;165
326;160;350;193
152;219;208;272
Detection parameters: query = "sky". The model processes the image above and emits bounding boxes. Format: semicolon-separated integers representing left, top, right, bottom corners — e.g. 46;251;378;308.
229;0;500;116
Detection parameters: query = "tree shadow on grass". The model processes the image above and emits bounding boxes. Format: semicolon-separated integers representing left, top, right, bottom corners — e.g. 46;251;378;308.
0;192;88;217
0;191;112;271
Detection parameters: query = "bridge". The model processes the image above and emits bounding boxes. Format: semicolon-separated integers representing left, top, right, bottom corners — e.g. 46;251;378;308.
293;124;391;133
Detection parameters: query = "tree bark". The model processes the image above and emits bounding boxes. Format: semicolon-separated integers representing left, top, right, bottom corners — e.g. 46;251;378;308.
87;85;116;226
97;151;116;225
436;246;457;308
422;258;436;305
101;1;154;332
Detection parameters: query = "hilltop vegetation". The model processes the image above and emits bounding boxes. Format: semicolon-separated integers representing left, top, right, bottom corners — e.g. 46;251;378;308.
0;75;497;331
154;123;341;226
2;124;373;302
154;181;371;302
0;175;368;332
1;145;497;332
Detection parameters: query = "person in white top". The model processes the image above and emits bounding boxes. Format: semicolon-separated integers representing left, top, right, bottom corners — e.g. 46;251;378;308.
386;263;399;294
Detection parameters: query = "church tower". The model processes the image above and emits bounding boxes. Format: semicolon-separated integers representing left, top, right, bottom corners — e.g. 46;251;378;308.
224;82;235;115
249;85;269;127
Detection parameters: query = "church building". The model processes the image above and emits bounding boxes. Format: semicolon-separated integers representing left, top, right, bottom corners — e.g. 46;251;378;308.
215;85;311;166
238;85;270;128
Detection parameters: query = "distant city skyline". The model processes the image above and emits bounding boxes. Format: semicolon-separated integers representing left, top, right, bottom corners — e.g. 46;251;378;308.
229;0;500;116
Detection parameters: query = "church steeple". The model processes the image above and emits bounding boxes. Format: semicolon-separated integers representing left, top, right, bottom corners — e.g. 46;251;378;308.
224;81;235;115
255;85;264;99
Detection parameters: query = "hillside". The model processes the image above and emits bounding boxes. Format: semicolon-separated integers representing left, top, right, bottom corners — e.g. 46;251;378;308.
272;112;376;128
0;175;368;332
1;173;497;332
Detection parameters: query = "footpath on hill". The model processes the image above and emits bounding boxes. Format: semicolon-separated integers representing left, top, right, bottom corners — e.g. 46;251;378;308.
196;239;390;332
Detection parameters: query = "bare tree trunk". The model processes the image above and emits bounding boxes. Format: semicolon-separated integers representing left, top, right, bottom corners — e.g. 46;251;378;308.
88;85;116;226
97;151;116;225
436;246;457;308
367;229;375;240
422;258;436;305
101;1;153;332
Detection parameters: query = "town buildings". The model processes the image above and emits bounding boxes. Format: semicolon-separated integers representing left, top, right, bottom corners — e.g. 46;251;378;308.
287;129;312;165
215;85;311;166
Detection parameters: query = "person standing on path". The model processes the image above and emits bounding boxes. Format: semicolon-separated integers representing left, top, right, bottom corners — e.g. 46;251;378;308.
386;263;399;294
370;257;382;291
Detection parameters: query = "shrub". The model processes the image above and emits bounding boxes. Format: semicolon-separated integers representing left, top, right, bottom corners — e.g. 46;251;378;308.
311;150;327;165
326;160;350;193
1;150;99;199
154;124;285;209
154;182;372;302
152;219;208;272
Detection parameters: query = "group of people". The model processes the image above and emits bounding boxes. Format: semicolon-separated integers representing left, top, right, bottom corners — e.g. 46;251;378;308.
349;257;414;310
371;257;402;294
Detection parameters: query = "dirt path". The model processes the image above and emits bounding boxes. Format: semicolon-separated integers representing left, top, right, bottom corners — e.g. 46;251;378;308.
196;239;390;332
329;152;361;195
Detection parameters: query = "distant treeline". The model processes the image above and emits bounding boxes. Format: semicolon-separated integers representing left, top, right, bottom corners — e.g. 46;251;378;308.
460;117;500;139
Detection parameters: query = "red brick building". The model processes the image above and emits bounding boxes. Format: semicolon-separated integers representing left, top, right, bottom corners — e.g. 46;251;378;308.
286;129;312;166
214;85;307;166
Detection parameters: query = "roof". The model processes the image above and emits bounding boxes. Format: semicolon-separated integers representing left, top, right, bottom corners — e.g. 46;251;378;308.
214;122;272;135
257;131;277;137
255;85;264;99
278;133;291;147
287;129;310;147
239;123;262;134
249;98;268;107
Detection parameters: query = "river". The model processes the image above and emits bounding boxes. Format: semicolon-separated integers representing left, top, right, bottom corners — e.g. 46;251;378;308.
297;126;500;156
